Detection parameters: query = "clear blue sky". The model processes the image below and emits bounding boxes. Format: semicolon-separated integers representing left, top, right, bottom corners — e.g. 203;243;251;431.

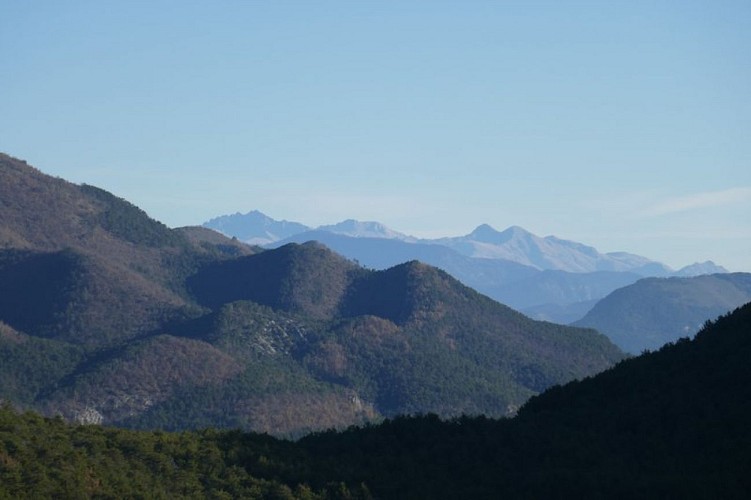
2;1;749;271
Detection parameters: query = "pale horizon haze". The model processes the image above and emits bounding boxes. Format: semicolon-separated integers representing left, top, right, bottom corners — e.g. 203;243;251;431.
1;1;749;271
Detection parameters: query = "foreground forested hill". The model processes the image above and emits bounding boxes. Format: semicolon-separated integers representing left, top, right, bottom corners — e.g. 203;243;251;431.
287;302;751;498
1;303;749;498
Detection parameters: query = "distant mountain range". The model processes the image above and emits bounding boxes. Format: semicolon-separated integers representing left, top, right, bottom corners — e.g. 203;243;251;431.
203;211;728;323
318;219;416;241
205;210;726;275
0;153;624;435
434;223;674;274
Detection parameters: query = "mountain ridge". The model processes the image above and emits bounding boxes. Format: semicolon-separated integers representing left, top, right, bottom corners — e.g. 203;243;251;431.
426;223;671;274
204;210;728;276
0;153;625;434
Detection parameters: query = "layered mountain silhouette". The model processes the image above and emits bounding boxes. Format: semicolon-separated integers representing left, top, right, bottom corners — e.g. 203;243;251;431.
204;210;729;324
206;210;726;274
0;153;624;435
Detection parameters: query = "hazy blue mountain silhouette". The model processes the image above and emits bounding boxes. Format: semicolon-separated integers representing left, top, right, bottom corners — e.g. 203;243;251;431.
205;211;726;276
316;219;416;241
204;210;309;245
435;224;673;274
574;273;751;353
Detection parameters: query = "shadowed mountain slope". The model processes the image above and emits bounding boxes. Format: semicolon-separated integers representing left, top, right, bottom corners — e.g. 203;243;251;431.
0;248;186;347
186;246;624;421
188;241;363;320
282;302;751;498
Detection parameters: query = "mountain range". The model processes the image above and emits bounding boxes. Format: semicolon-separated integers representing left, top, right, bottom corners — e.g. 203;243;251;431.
204;210;729;326
206;210;722;275
0;153;624;435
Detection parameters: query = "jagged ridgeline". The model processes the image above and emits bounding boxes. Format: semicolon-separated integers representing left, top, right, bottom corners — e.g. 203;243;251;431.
0;153;624;435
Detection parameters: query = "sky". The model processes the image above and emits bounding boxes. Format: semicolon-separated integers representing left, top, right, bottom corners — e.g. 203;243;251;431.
1;1;749;272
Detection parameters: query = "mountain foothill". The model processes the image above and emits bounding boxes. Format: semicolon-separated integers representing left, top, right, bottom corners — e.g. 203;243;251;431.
0;153;623;435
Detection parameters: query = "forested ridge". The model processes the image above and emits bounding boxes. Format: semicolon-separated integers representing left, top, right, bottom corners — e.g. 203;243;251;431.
1;303;750;498
0;153;624;434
